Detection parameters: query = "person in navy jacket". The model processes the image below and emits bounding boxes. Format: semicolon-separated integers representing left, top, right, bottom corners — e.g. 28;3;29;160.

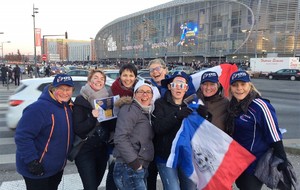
226;71;289;190
15;74;75;190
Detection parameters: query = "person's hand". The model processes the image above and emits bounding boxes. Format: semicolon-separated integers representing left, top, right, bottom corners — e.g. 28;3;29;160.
92;109;99;118
197;105;212;121
197;105;208;118
277;160;288;171
176;107;193;120
27;160;44;176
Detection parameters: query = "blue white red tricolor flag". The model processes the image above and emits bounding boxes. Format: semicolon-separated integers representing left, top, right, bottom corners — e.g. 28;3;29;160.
166;105;255;190
191;63;238;97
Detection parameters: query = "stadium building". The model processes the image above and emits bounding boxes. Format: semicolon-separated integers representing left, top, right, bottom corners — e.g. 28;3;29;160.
95;0;300;65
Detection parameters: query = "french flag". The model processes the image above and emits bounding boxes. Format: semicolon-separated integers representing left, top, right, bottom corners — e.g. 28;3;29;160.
191;63;238;97
166;104;255;190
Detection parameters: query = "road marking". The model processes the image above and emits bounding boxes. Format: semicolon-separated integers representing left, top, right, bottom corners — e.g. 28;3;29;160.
0;138;15;145
0;154;15;164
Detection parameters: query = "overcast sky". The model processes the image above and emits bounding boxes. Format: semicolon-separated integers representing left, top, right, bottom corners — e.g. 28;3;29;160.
0;0;171;55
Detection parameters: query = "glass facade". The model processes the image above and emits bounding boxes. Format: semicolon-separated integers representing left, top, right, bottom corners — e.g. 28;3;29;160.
95;0;300;64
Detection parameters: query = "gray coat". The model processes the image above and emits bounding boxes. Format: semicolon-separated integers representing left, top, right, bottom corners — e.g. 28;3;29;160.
113;97;154;170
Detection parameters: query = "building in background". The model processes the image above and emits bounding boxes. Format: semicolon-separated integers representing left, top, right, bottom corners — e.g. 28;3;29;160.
94;0;300;65
43;38;94;63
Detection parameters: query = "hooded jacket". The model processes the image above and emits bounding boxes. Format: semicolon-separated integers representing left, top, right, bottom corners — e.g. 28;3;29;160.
113;97;154;170
15;84;74;179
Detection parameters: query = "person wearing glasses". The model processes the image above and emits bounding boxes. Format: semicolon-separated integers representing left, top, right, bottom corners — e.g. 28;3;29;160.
15;74;74;190
151;71;197;190
148;58;195;97
113;80;156;189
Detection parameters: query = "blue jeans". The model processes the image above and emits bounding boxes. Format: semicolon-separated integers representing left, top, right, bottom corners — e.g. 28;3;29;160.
157;163;196;190
113;162;148;190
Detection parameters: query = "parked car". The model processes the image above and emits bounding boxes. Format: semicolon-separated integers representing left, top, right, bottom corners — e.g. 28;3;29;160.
6;76;112;130
137;70;151;80
66;69;89;77
169;66;195;75
267;69;300;81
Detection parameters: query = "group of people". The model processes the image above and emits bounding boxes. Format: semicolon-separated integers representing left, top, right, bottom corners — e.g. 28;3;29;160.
15;58;294;190
1;64;21;86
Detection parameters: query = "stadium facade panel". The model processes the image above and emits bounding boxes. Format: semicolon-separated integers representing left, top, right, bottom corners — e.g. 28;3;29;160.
95;0;300;64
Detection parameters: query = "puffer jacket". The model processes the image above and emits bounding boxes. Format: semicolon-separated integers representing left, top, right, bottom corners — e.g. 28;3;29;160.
15;85;74;179
113;97;154;170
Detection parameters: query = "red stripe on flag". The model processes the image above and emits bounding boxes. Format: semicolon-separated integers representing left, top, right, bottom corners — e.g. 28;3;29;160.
203;140;256;190
219;64;238;97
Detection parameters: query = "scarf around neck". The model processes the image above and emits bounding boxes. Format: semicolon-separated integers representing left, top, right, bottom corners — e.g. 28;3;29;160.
80;83;109;108
226;90;260;136
111;77;135;97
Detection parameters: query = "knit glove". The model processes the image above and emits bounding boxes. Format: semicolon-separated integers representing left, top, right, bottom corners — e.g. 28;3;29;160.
271;141;288;171
176;107;193;120
196;105;212;121
27;160;44;176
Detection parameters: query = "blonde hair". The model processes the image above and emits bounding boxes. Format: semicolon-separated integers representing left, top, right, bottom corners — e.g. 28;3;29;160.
228;82;261;100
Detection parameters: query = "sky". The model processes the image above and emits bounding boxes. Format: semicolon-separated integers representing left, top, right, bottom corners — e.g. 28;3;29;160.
0;0;171;56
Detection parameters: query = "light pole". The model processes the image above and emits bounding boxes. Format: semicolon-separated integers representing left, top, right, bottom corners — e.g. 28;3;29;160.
32;4;38;77
1;41;11;63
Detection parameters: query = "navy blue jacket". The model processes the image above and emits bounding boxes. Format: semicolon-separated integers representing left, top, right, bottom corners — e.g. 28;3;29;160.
15;85;74;178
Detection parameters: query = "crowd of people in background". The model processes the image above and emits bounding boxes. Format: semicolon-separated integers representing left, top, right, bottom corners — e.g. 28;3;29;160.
10;57;296;190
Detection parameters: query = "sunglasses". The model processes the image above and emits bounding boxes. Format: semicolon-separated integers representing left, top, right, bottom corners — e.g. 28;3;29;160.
170;82;188;89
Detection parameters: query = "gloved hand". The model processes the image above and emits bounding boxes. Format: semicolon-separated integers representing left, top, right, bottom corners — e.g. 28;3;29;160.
271;141;288;171
176;107;193;120
197;105;208;117
197;105;212;121
27;160;44;176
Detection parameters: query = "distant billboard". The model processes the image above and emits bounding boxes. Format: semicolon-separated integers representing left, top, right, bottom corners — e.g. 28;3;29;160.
175;21;199;46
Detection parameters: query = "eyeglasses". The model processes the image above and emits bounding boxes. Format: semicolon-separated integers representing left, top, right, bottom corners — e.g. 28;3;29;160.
149;66;165;73
136;90;153;95
170;82;188;89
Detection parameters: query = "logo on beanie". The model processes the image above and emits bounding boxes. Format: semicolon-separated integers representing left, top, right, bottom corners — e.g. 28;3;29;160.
202;72;217;79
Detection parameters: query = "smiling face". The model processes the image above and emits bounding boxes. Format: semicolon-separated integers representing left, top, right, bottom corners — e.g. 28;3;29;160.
120;69;136;88
200;82;219;97
230;81;251;102
168;76;188;104
53;85;73;102
134;85;153;106
149;63;167;85
88;71;106;91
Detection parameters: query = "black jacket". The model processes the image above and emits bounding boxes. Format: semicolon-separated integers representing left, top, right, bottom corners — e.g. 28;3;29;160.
152;90;189;160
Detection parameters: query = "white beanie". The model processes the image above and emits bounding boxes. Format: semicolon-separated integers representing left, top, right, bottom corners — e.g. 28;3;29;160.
134;80;161;102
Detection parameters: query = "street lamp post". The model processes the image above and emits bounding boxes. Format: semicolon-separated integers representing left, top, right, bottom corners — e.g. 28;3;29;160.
1;41;11;63
32;4;38;78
